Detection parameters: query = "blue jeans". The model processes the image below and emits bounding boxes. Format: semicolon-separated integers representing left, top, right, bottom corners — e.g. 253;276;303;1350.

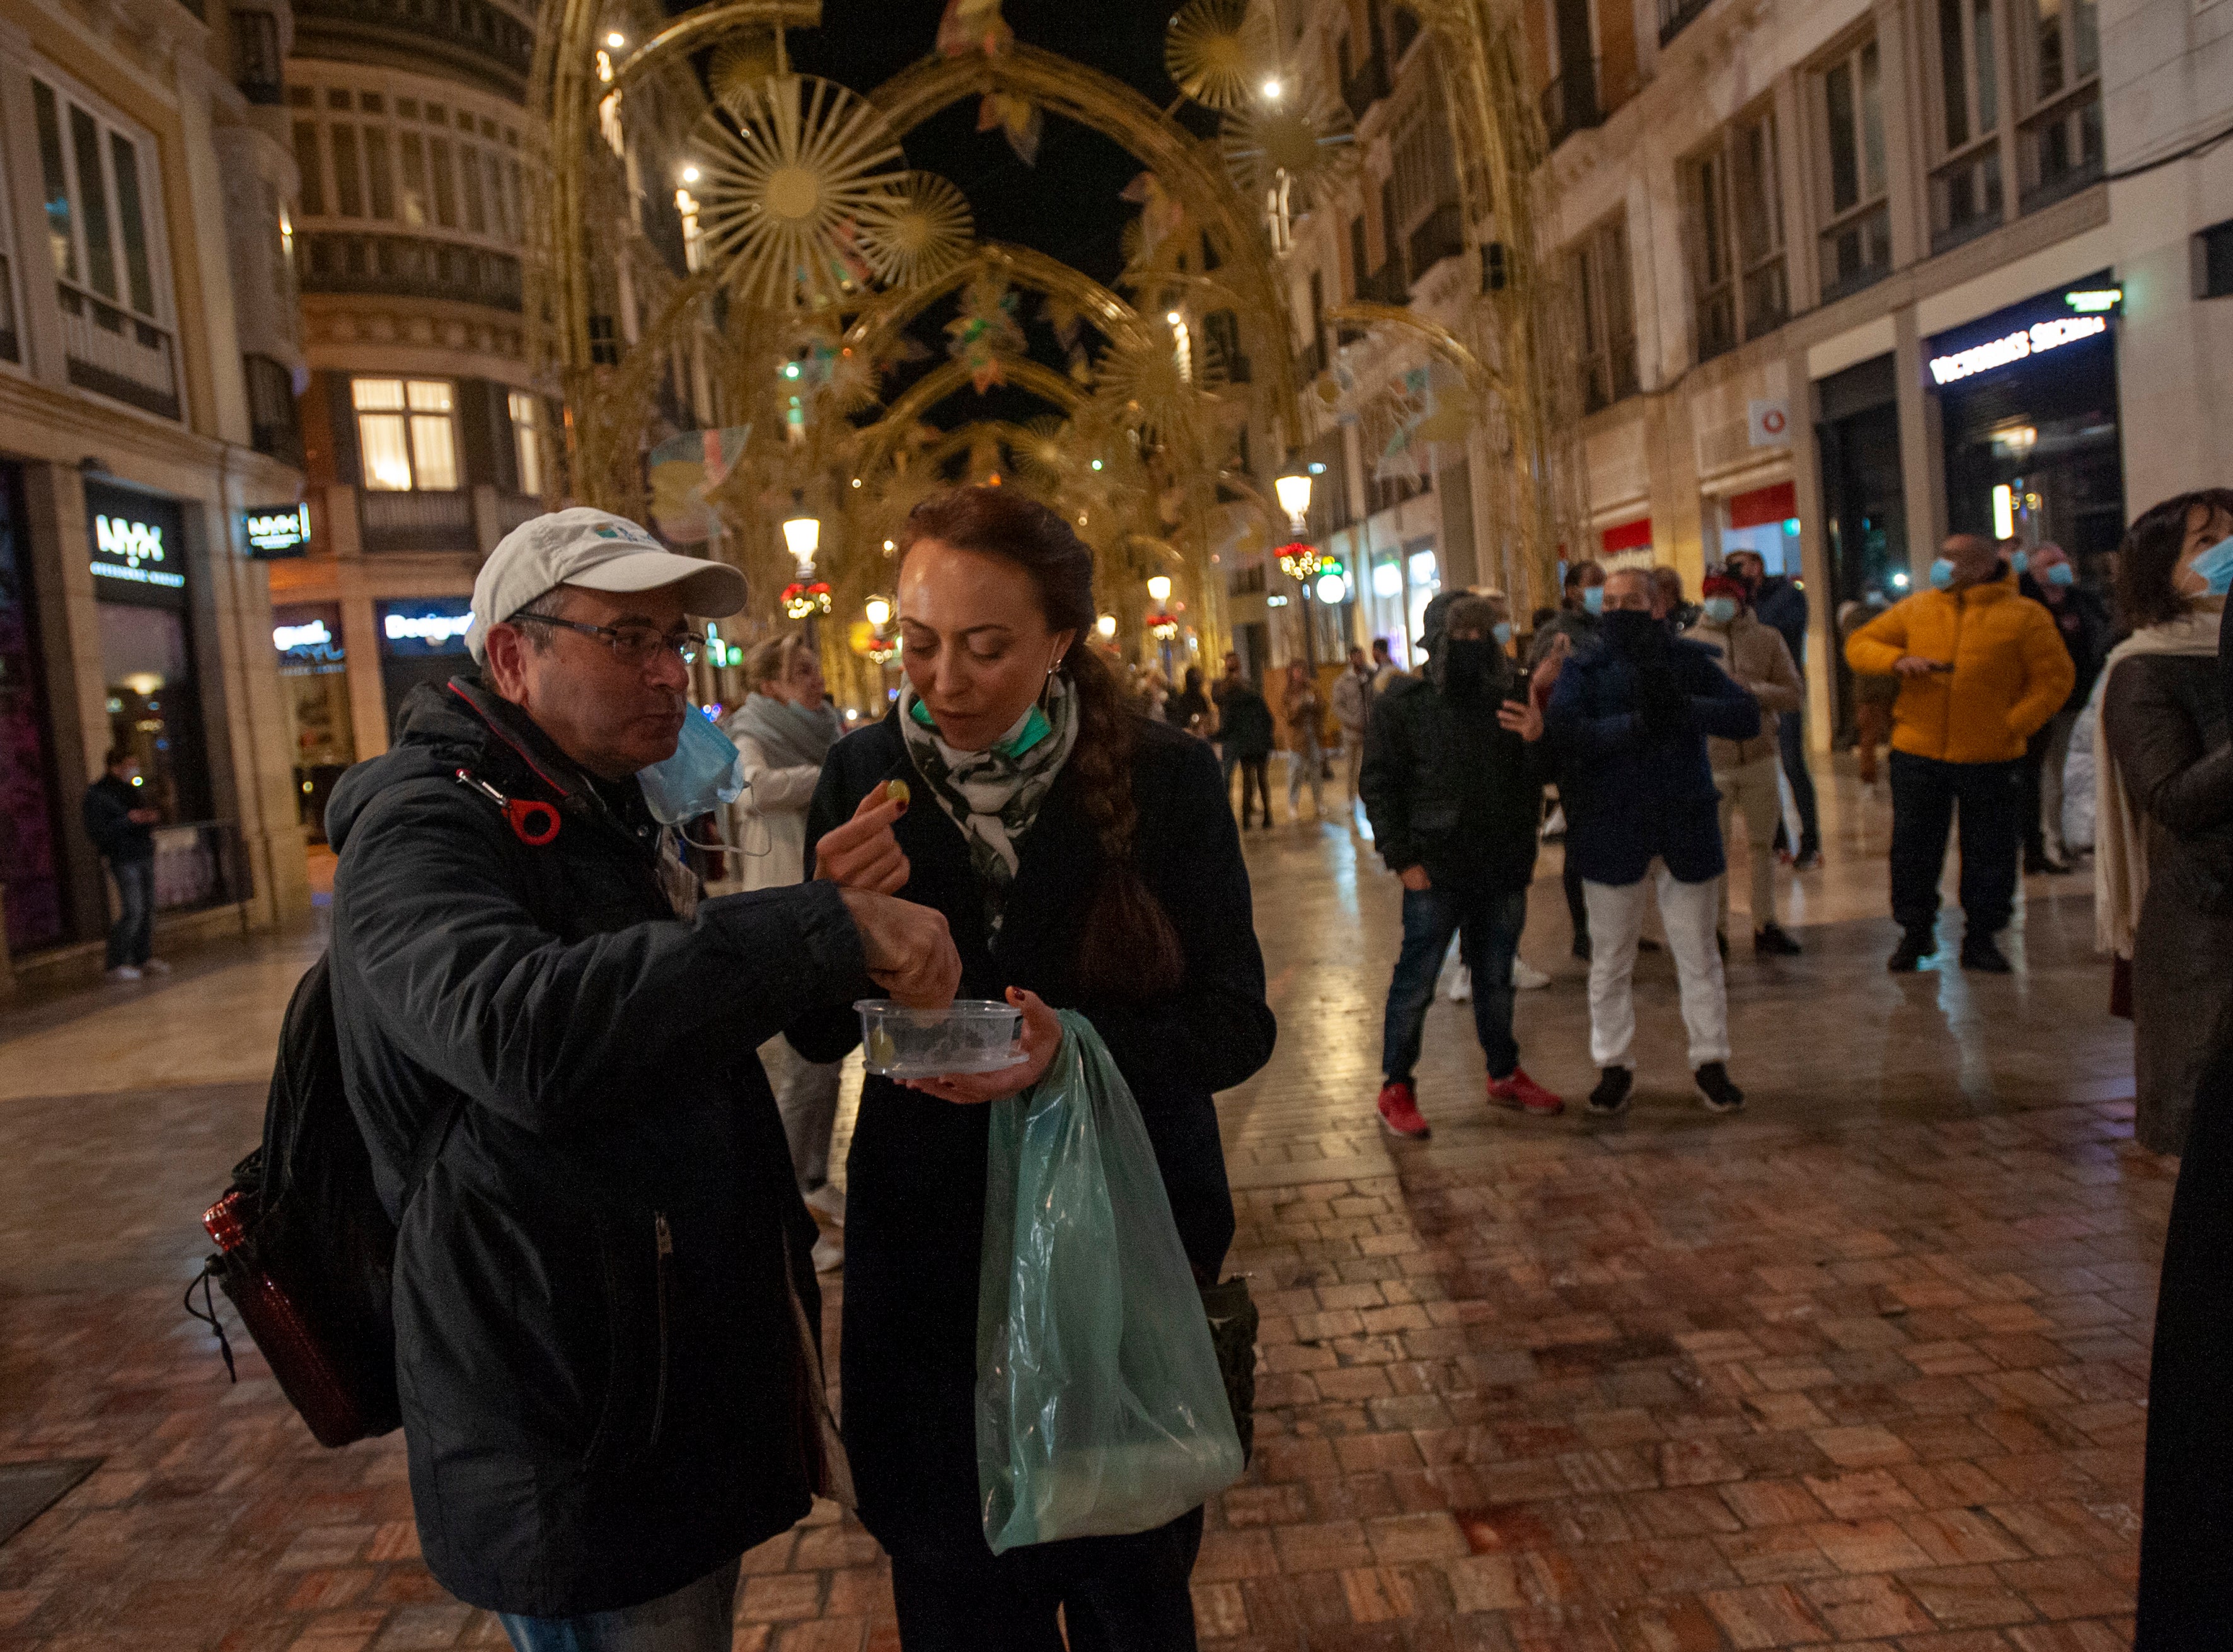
105;858;154;969
500;1560;741;1651
1381;882;1527;1082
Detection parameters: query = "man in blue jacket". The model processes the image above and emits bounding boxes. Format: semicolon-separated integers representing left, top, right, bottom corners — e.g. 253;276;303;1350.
1548;567;1759;1116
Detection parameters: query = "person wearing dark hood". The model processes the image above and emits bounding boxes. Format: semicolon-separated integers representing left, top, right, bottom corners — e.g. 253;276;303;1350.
1652;565;1701;635
323;507;959;1651
1364;592;1561;1138
1531;559;1608;961
1547;567;1760;1116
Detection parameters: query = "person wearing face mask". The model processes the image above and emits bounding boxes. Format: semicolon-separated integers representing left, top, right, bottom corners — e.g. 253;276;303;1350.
2014;543;2109;874
2093;490;2233;1156
1688;573;1804;956
1532;559;1609;961
1362;592;1561;1137
321;509;960;1651
1845;534;2075;973
1547;568;1761;1116
1724;548;1823;870
787;487;1276;1649
722;635;850;1271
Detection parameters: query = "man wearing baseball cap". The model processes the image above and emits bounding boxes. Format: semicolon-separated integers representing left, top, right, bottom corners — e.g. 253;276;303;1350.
324;508;957;1648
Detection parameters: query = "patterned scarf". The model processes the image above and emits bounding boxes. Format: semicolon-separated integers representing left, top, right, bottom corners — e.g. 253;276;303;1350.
899;674;1079;931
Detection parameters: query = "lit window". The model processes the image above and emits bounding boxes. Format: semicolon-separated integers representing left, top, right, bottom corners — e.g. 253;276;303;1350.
354;378;458;491
508;391;543;497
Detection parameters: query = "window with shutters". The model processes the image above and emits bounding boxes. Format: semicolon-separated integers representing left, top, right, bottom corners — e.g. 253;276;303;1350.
354;378;459;492
1816;33;1891;299
1568;216;1637;413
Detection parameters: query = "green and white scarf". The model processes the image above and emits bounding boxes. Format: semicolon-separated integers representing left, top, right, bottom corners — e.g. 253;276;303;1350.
899;674;1079;932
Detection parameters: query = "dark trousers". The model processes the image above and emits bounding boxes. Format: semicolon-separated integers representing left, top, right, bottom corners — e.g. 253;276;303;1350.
1382;883;1528;1082
1235;757;1271;826
2138;1044;2233;1647
1772;709;1820;857
1888;750;2021;940
888;1507;1203;1652
105;857;154;969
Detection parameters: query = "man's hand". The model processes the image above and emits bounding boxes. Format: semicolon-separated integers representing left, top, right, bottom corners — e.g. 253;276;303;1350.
1399;865;1432;892
1893;656;1943;678
815;782;910;893
1497;696;1544;742
905;988;1062;1104
839;889;959;1008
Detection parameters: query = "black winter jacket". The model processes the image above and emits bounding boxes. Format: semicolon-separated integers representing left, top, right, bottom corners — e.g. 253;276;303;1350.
1359;661;1551;892
787;710;1275;1557
83;774;154;863
1214;681;1276;759
325;678;868;1617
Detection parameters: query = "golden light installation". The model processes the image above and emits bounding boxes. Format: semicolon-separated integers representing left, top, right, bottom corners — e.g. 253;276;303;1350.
858;171;976;288
1163;0;1274;111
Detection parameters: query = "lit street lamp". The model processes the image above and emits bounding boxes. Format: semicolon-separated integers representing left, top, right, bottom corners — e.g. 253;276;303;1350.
1146;574;1173;603
1274;468;1312;529
782;514;820;575
864;596;892;628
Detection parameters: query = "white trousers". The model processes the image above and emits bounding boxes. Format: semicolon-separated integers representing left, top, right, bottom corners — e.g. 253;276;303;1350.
1583;862;1731;1070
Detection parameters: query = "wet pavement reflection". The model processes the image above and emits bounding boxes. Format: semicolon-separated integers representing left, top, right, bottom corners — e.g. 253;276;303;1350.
0;771;2155;1649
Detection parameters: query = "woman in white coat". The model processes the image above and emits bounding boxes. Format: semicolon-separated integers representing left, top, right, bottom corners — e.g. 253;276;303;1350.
725;634;849;1267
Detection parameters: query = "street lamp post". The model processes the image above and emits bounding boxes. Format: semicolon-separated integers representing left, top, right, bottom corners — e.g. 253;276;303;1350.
1274;466;1318;671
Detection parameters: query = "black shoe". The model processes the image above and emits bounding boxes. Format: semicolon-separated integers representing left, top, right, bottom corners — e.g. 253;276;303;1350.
1716;930;1729;959
1695;1061;1746;1114
1572;935;1593;964
1638;936;1663;954
1961;935;2012;973
2025;853;2074;876
1753;923;1803;957
1587;1067;1633;1115
1886;931;1932;972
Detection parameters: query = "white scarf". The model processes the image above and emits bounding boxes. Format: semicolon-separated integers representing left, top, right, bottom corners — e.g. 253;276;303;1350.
2093;609;2222;957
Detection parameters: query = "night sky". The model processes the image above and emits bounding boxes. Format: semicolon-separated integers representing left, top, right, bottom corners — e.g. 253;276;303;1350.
697;0;1220;430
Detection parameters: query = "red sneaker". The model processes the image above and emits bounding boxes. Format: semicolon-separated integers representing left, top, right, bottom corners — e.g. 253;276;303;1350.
1377;1080;1431;1139
1488;1067;1565;1116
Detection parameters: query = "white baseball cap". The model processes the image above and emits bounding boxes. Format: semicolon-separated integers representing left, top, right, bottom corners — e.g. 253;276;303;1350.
468;507;749;663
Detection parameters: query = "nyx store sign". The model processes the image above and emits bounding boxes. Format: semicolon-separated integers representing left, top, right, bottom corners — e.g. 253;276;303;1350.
86;482;189;610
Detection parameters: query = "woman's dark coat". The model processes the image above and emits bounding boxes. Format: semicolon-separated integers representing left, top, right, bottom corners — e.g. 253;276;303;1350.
2103;651;2233;1154
788;710;1276;1557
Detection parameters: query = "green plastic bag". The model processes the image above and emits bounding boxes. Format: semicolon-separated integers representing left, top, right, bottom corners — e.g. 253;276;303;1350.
976;1011;1245;1553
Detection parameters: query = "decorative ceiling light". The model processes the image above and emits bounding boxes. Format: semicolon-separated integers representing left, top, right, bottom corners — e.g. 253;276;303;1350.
1165;0;1276;111
693;75;906;311
857;171;976;289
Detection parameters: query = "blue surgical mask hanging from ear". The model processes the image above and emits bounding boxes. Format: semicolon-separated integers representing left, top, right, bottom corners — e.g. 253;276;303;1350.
2042;561;2075;587
2188;535;2233;598
1581;586;1605;616
2009;550;2029;575
1928;557;1958;591
638;706;746;825
1492;620;1514;646
1701;596;1740;625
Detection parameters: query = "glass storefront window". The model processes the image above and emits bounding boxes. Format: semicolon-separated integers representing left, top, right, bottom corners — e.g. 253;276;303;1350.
274;601;354;839
86;483;209;824
378;597;475;736
0;461;67;951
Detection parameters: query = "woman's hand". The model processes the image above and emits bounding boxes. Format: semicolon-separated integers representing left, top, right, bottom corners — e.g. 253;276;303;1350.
904;988;1063;1105
814;781;911;893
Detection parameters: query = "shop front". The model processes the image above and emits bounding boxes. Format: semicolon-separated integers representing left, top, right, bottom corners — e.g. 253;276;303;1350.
0;460;68;954
86;483;213;826
1815;354;1909;741
376;598;477;732
1928;277;2126;575
1719;482;1803;575
273;603;354;841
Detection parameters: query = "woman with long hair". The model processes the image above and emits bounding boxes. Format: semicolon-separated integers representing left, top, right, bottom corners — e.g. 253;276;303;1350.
787;486;1276;1648
2096;487;2233;1154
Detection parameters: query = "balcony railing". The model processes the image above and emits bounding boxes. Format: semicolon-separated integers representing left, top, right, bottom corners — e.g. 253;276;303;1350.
1342;53;1392;124
297;231;523;313
57;285;179;420
360;488;476;552
2019;81;2104;216
1929;139;2004;256
292;0;533;91
1406;202;1466;278
1657;0;1714;45
1538;59;1605;147
1818;202;1891;303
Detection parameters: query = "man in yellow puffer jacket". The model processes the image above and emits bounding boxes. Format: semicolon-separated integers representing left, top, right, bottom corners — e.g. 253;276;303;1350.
1846;534;2075;974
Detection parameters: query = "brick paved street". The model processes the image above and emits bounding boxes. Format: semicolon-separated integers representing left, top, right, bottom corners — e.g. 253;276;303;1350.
0;776;2159;1649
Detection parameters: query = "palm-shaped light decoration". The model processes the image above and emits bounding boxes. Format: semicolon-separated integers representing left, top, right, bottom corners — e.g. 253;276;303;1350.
1165;0;1276;111
1015;415;1075;490
1220;82;1357;247
693;74;908;313
858;171;975;289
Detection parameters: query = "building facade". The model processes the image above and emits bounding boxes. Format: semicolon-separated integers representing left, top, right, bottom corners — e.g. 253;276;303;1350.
1266;0;2233;737
0;0;310;988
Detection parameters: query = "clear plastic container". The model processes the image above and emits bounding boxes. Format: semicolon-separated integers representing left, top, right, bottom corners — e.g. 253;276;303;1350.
857;999;1025;1079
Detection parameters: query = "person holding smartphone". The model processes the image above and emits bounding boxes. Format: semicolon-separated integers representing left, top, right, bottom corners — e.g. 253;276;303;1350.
1361;591;1562;1138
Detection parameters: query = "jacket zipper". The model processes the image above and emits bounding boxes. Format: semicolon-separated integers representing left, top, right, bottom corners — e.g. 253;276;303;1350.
650;1212;673;1452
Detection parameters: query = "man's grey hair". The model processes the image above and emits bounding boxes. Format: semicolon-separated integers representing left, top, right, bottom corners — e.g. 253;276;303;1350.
505;586;574;655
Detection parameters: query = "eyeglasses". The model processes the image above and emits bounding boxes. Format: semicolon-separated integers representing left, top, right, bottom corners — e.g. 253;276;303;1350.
509;613;705;666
